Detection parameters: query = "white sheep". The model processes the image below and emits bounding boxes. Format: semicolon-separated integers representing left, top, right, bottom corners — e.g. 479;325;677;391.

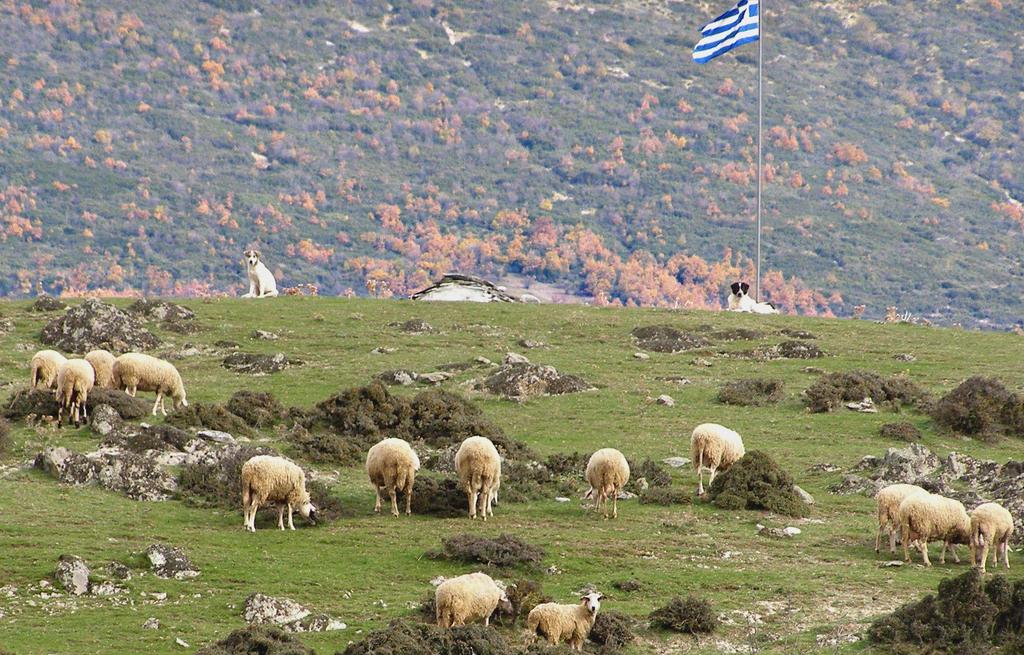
690;423;745;495
526;591;604;651
240;455;318;532
366;437;420;517
898;493;971;566
435;572;511;627
111;352;188;416
84;349;116;389
30;349;67;390
970;502;1014;574
584;448;630;519
55;359;95;427
874;483;928;554
455;436;502;520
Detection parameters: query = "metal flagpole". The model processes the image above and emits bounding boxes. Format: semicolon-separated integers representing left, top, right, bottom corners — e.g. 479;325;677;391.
755;0;763;301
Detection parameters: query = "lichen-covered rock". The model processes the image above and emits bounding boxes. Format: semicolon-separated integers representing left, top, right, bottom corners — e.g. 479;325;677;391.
40;299;160;352
478;362;592;400
145;544;199;580
31;295;66;312
222;352;301;375
375;370;417;386
34;445;178;500
89;404;123;437
54;555;90;595
126;299;196;323
242;593;346;633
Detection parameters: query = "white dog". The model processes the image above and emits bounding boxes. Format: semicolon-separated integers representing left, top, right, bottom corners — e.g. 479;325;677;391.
727;281;778;314
242;250;279;298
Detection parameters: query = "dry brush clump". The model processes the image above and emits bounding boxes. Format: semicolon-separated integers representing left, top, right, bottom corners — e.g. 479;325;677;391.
707;450;809;517
930;377;1024;441
196;625;314;655
880;422;922;442
226;390;286;428
868;569;1024;654
0;417;11;453
631;325;711;353
649;596;718;634
339;620;512;655
4;387;150;421
429;533;545;568
805;370;926;412
718;378;784;406
589;611;636;651
166;402;254;436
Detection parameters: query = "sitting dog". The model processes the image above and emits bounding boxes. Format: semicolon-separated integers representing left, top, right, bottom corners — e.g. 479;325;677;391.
242;249;279;298
727;281;778;314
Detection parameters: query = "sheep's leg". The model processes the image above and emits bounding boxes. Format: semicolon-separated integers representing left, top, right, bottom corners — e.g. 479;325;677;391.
468;488;478;519
287;503;295;530
404;478;413;515
902;526;912;562
696;451;704;495
277;505;285;530
979;539;991;574
708;465;719;489
919;540;931;567
612;486;619;519
1002;541;1010;569
374;488;382;513
128;384;137;397
889;526;899;554
248;500;260;532
875;520;883;553
478;485;489;522
389;487;399;517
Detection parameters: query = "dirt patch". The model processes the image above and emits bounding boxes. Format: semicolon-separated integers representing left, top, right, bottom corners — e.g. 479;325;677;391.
931;376;1023;441
223;352;302;375
40;299;160;353
477;362;593;400
649;596;718;634
631;325;711;353
711;328;765;341
30;295;67;312
708;450;809;517
718;379;784;406
805;370;926;413
879;422;921;442
226;390;286;428
868;569;1024;654
4;388;151;421
166;403;253;436
430;533;545;568
195;625;315;655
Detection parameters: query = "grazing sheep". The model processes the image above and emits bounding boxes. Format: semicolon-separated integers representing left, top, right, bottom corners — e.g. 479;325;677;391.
584;448;630;519
875;483;928;554
84;349;116;389
111;352;188;416
690;423;745;495
455;436;502;520
435;572;512;627
366;437;420;517
55;359;95;427
30;349;67;390
898;493;971;566
527;591;604;651
240;455;318;532
970;502;1014;574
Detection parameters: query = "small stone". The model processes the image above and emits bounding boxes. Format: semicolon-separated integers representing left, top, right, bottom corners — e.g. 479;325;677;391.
616;490;637;500
880;560;904;567
893;353;916;362
251;329;279;340
554;497;571;503
370;346;396;355
846;397;877;413
663;457;691;468
518;339;545;349
633;352;650;360
143;618;160;630
175;638;190;648
474;356;493;366
145;544;199;580
54;555;90;595
793;485;815;505
758;526;790;539
90;580;124;596
691;357;713;367
545;565;563;575
417;371;452;385
107;562;132;580
782;527;802;536
655;394;675;407
376;369;416;386
503;352;530;365
196;430;236;445
801;366;826;374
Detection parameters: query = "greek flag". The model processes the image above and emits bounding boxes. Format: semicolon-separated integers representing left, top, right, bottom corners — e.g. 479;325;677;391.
693;0;759;64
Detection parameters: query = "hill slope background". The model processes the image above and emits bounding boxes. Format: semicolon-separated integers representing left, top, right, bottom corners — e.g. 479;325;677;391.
0;0;1022;325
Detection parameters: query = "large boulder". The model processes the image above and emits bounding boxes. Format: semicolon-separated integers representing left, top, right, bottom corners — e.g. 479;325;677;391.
145;544;199;580
126;298;195;323
477;362;592;400
34;445;178;500
40;299;160;352
242;593;346;633
54;555;91;595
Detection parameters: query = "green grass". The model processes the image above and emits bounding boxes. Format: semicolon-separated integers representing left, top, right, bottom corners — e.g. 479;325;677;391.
1;297;1022;654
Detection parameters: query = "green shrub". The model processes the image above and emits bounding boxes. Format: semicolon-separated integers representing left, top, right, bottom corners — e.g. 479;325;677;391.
707;450;809;517
649;596;718;634
718;378;784;406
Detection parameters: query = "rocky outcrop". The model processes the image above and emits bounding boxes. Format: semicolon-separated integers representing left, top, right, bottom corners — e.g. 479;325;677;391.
40;299;160;352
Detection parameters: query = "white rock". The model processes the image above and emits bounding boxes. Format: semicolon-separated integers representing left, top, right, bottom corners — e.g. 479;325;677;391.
503;352;530;365
656;394;675;407
793;485;815;505
554;497;571;503
175;638;190;648
633;352;650;360
663;457;691;468
783;527;802;537
143;618;160;630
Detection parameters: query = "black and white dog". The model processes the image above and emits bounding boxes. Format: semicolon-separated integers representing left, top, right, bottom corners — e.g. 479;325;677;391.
727;282;778;314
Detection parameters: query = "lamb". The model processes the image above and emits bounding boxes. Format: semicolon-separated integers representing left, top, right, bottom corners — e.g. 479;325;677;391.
584;448;630;519
898;492;971;566
455;436;502;520
526;591;604;651
875;483;928;554
30;349;67;390
84;349;116;389
366;437;420;517
690;423;745;495
111;352;188;416
435;572;512;627
240;455;318;532
55;359;95;427
970;502;1014;574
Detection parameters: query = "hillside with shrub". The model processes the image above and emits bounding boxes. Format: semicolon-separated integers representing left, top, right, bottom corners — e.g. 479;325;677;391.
0;0;1022;325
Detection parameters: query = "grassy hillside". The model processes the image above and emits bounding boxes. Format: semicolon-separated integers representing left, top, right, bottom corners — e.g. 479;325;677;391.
1;297;1023;654
0;1;1023;325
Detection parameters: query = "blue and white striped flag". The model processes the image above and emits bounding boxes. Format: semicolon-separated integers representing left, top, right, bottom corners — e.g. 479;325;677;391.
693;0;759;64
